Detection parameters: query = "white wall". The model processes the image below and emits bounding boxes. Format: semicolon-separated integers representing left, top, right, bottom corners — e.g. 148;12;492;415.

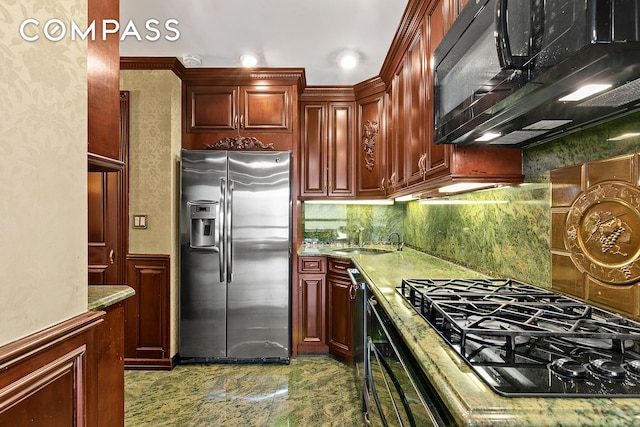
0;1;88;346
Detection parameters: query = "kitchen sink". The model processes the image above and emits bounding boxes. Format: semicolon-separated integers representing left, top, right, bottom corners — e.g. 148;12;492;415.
330;247;393;255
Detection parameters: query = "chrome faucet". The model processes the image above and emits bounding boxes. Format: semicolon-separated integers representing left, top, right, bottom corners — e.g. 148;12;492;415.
358;227;365;248
388;232;404;251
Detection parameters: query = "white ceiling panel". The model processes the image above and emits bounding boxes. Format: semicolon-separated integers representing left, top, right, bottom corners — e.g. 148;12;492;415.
120;0;408;85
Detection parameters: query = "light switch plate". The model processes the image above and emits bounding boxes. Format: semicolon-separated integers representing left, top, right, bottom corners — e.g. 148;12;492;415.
133;214;148;229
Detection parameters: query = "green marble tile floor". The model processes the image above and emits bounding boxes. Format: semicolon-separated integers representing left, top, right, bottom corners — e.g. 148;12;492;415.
124;355;362;426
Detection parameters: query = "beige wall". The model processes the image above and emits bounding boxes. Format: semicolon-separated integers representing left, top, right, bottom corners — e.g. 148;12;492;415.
120;70;182;355
0;1;88;346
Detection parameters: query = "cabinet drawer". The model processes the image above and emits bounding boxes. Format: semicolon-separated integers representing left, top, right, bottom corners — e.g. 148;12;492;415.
328;257;353;277
298;256;326;273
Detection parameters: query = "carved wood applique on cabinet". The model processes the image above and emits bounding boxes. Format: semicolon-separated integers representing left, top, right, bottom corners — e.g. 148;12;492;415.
551;153;640;320
355;80;387;198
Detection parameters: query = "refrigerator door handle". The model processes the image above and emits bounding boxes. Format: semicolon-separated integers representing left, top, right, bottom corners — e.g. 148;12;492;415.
226;179;234;283
218;178;226;283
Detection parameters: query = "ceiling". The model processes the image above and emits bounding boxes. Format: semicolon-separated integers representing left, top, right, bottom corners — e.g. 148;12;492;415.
119;0;409;86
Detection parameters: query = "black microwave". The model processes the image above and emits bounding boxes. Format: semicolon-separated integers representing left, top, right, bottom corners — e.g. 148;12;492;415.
434;0;640;148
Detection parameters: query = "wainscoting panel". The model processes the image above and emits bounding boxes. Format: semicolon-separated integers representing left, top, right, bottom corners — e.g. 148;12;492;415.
0;311;104;426
125;254;172;370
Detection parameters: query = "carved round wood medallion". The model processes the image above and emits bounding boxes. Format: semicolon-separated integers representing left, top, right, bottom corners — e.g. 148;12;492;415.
564;181;640;284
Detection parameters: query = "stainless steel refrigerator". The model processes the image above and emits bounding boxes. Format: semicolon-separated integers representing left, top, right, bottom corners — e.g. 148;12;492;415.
179;149;291;363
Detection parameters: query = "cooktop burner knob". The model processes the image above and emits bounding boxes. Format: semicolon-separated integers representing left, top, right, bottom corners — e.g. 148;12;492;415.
626;360;640;376
550;358;587;379
589;359;626;379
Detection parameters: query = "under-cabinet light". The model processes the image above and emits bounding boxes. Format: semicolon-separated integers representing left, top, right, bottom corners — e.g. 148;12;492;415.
475;132;502;142
419;199;507;205
608;132;640;141
304;199;394;205
558;84;612;101
438;182;499;193
394;194;419;202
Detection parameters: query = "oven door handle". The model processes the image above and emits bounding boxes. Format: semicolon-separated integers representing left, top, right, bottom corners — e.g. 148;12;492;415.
362;376;372;425
366;338;389;427
369;339;417;427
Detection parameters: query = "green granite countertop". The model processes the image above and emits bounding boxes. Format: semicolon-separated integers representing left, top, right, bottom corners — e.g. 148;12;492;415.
298;245;640;427
88;285;135;311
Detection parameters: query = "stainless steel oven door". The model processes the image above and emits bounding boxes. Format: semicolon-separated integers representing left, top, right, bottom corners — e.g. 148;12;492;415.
364;297;452;426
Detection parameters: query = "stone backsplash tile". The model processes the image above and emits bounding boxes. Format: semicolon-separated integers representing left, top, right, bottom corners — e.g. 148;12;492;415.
403;185;550;288
302;203;404;245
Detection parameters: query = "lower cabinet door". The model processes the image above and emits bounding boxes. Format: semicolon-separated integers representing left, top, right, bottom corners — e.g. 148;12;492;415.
327;274;354;363
297;273;328;353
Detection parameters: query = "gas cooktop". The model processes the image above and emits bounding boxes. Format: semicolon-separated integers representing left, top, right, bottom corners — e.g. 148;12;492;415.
397;278;640;397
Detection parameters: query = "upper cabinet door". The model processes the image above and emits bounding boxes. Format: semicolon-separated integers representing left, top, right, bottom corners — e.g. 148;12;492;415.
327;103;355;198
241;86;291;132
187;85;238;132
300;103;327;197
386;64;407;193
356;93;386;198
424;0;449;177
407;30;427;187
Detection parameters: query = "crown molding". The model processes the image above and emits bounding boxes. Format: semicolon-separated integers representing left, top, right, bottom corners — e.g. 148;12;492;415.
120;56;187;78
299;86;355;102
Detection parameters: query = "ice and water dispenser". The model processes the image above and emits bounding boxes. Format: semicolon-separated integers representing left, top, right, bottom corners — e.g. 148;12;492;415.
187;200;219;250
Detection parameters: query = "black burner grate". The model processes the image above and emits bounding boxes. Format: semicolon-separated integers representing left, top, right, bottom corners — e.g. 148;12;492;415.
396;278;640;397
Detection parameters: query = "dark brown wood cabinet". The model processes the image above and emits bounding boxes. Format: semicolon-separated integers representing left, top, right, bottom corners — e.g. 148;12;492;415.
125;255;172;369
94;301;126;426
378;0;523;199
386;64;408;194
296;256;328;353
295;256;356;364
406;29;428;188
300;100;356;198
181;70;302;151
186;85;292;134
355;80;387;198
422;0;449;180
327;257;355;363
87;0;122;169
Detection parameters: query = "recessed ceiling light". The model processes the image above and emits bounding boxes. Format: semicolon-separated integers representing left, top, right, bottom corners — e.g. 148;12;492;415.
336;50;361;70
240;54;258;67
558;84;612;102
